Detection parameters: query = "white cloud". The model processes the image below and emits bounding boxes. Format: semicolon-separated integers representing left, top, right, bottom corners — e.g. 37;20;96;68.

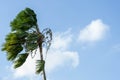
12;29;79;79
46;50;79;73
78;19;109;44
52;29;72;50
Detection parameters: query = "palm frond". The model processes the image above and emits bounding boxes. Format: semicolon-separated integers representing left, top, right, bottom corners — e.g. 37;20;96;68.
5;44;23;61
36;60;45;74
7;52;18;61
42;28;52;59
10;8;37;31
14;53;28;68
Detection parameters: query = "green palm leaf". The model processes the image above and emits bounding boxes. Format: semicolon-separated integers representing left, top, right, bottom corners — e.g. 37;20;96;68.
10;8;37;31
36;60;45;74
14;53;28;68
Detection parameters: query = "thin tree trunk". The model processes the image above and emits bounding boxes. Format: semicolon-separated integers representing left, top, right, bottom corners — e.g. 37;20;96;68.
36;24;47;80
43;68;47;80
39;44;46;80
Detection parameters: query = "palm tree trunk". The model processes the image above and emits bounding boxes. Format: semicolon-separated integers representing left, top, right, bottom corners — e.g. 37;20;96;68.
43;68;47;80
39;45;46;80
36;24;47;80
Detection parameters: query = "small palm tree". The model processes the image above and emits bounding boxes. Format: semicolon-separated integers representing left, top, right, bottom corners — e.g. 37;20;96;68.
2;8;52;80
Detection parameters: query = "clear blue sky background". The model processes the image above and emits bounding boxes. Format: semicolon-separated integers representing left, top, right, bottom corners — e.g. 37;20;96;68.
0;0;120;80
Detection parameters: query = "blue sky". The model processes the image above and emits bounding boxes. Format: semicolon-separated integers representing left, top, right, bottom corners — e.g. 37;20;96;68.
0;0;120;80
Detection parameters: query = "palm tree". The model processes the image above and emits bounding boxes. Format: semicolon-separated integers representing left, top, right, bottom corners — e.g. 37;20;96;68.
2;8;52;80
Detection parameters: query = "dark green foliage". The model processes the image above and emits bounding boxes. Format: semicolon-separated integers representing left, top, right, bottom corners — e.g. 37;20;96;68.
36;60;45;74
10;8;37;31
14;53;28;68
2;8;38;63
5;32;27;45
2;33;23;61
7;45;23;61
2;31;27;61
25;33;39;52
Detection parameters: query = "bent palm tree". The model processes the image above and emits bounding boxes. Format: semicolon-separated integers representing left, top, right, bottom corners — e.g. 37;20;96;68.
2;8;52;80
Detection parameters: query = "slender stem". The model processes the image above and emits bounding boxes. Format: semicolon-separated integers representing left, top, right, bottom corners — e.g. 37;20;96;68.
39;44;43;60
39;44;46;80
43;68;46;80
36;24;47;80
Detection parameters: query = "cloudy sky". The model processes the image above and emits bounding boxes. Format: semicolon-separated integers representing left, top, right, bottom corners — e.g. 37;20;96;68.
0;0;120;80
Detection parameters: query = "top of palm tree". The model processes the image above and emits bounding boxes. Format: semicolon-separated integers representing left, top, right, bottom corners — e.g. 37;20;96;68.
2;8;52;75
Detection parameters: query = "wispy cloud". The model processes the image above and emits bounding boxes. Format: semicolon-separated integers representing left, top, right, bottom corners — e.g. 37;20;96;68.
12;29;79;79
78;19;109;44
